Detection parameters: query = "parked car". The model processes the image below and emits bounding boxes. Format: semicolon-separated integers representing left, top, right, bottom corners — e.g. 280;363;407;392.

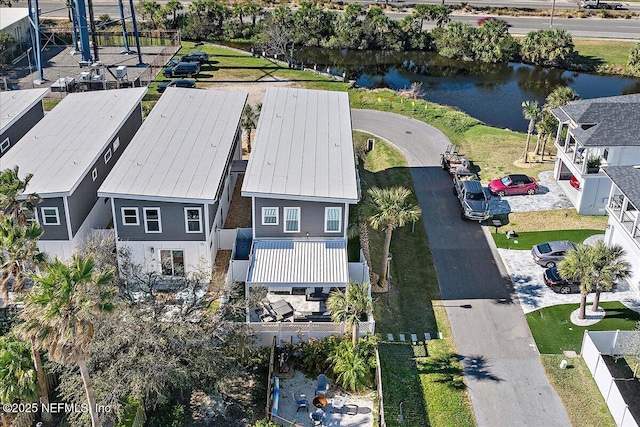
157;79;196;93
543;266;581;294
163;62;200;78
453;173;490;221
488;174;539;196
531;240;577;268
179;51;209;63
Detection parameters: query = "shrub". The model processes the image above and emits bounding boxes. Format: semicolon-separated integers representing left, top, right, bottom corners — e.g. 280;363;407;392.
629;43;640;72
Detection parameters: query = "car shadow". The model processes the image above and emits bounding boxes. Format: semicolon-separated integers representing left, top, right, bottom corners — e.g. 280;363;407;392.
538;185;550;194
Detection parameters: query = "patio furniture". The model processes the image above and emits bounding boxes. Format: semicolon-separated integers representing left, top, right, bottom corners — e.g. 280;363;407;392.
310;409;325;426
312;395;327;409
315;374;329;397
344;404;359;415
269;299;295;321
331;395;348;413
293;392;308;412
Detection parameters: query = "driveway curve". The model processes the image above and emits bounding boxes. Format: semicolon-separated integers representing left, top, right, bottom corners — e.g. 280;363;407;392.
352;109;570;427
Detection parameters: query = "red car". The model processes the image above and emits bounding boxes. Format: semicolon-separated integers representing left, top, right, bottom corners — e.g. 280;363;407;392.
488;174;539;196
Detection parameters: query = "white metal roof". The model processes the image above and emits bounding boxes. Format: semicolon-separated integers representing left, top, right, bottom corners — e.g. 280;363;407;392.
0;88;49;133
0;8;29;29
242;88;359;203
98;88;247;202
247;239;349;285
0;88;147;197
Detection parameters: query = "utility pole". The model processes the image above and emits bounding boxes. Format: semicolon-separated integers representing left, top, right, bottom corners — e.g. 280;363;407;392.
550;0;556;28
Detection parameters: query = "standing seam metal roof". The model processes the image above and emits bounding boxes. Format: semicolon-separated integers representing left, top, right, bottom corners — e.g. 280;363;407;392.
241;88;358;202
98;88;247;201
247;240;349;284
0;88;147;196
0;88;49;132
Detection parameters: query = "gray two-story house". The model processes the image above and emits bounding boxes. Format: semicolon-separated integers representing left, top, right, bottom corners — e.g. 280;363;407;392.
98;88;247;277
240;88;371;333
0;88;147;259
0;88;49;157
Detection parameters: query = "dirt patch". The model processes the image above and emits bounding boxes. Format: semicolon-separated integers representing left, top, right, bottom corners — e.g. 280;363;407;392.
223;175;252;229
206;78;294;107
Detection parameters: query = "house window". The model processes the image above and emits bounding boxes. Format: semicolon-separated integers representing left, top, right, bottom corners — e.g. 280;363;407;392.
184;207;202;233
160;250;184;276
284;207;300;233
23;208;36;226
104;148;112;164
603;148;609;161
325;207;342;232
143;207;162;233
262;207;278;225
121;207;139;225
0;138;10;153
91;168;98;181
41;207;60;225
113;137;120;151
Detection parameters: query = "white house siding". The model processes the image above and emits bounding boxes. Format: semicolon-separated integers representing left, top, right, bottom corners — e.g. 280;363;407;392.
0;9;30;44
116;240;212;278
605;221;640;292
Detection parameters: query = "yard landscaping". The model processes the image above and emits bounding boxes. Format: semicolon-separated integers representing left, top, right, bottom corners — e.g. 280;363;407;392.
492;229;604;249
527;301;640;354
503;209;609;232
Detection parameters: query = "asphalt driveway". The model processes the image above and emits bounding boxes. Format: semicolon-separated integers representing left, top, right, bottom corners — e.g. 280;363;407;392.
352;109;570;427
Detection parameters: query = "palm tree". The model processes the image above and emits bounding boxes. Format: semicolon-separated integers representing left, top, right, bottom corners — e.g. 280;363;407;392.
327;282;373;346
521;100;540;164
20;256;116;427
412;4;430;32
545;86;579;110
589;241;631;312
558;244;596;320
164;0;182;28
0;335;38;427
0;166;40;226
0;216;45;304
533;86;579;158
366;186;422;289
241;103;260;153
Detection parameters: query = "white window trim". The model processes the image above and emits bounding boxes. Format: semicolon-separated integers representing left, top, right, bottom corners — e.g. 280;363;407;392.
261;207;279;226
104;148;112;164
91;168;98;181
160;249;185;277
113;137;120;151
41;207;60;225
324;207;342;233
121;207;140;226
283;207;300;233
184;207;203;233
0;137;10;153
143;207;162;233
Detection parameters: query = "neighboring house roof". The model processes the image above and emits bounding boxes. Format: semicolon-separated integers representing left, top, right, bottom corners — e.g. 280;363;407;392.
603;165;640;209
0;87;147;197
247;240;349;285
551;94;640;147
242;87;359;203
99;88;247;203
0;8;29;29
0;88;49;133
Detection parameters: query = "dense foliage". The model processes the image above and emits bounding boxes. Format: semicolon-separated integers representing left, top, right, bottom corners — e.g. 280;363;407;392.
520;28;575;67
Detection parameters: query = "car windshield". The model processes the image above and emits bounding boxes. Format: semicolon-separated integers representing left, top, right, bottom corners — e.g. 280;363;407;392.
537;243;552;254
501;176;512;186
466;191;484;200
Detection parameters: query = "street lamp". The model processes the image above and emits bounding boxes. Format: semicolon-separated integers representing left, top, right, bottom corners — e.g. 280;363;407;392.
397;400;405;423
550;0;556;28
386;253;392;306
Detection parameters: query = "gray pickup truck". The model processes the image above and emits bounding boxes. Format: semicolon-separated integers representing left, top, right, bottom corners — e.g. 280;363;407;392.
453;173;490;221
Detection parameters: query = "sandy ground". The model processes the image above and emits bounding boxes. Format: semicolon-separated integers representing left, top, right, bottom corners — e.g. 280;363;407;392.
274;371;375;427
207;78;295;106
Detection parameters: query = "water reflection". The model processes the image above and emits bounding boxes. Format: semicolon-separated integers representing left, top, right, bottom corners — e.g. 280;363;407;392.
224;43;640;132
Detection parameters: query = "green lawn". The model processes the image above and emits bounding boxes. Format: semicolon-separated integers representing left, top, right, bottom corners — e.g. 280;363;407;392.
572;39;638;75
526;302;640;354
491;229;604;249
540;355;616;427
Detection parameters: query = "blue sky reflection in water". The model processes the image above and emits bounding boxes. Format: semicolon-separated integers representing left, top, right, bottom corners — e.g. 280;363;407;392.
285;48;640;132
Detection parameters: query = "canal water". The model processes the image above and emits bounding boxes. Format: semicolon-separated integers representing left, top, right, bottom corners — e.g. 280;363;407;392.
230;44;640;132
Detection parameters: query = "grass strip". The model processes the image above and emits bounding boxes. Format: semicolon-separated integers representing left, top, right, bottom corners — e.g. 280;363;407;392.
491;229;604;249
526;301;640;354
504;210;609;233
540;354;615;427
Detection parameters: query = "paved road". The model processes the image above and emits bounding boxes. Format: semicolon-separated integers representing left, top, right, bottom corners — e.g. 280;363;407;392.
351;109;571;427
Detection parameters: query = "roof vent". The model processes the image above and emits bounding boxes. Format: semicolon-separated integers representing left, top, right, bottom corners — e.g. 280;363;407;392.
633;165;640;169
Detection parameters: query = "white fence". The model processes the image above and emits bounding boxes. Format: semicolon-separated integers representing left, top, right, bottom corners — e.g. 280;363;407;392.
217;228;238;250
247;321;376;346
582;330;640;427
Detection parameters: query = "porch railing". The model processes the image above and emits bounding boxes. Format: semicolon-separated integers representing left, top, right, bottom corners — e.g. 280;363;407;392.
246;321;375;346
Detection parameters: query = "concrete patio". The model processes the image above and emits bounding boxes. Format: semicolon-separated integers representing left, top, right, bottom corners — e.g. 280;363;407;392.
274;371;375;427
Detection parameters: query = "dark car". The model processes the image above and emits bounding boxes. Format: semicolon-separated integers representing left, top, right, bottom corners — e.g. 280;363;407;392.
157;79;196;93
531;240;577;268
488;174;539;196
179;51;209;63
163;62;200;78
543;266;580;294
